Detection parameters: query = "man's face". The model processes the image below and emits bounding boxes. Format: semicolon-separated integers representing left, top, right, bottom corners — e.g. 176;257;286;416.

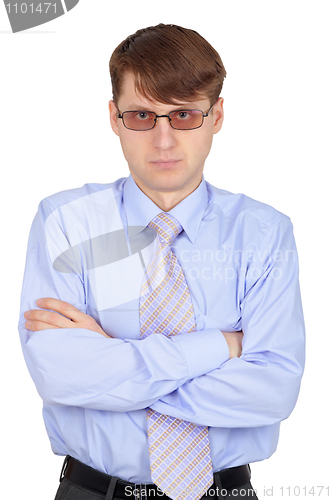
109;72;224;206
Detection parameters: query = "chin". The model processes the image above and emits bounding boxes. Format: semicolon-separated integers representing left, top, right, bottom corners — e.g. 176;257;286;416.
148;171;188;191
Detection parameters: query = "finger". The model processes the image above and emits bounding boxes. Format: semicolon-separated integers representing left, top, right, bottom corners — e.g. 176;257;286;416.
36;298;84;322
25;309;75;329
25;320;59;331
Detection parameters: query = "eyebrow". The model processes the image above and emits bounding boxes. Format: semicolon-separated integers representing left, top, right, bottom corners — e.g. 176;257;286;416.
124;105;152;111
122;103;201;112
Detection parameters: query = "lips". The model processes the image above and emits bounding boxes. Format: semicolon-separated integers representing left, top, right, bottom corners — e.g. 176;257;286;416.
150;159;182;168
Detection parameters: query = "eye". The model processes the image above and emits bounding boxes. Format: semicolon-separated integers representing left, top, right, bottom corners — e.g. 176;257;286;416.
136;112;150;120
175;111;192;120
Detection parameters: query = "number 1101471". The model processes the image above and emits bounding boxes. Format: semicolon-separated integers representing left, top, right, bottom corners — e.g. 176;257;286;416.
5;3;57;14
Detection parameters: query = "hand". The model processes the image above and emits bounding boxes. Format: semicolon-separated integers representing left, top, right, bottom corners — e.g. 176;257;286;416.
24;298;110;338
222;330;244;359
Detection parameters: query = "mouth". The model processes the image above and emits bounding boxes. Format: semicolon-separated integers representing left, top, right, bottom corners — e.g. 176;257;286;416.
150;159;182;169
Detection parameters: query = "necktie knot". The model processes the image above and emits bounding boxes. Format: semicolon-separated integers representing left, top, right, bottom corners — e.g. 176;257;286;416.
149;213;183;245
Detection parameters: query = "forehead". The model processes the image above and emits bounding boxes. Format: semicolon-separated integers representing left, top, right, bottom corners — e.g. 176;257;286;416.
118;72;209;111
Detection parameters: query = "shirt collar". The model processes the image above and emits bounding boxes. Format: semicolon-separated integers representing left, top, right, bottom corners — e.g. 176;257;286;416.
123;174;208;244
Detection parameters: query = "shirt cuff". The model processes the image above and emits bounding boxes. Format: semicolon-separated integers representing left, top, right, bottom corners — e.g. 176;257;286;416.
171;328;230;380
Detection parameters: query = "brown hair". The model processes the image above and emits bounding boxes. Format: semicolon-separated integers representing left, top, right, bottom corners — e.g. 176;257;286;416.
109;24;226;107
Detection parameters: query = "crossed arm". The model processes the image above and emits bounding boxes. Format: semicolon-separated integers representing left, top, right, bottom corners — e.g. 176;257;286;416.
24;297;244;358
20;205;305;426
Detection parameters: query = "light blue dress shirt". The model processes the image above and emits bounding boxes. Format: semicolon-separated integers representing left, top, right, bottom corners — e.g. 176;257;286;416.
19;175;305;482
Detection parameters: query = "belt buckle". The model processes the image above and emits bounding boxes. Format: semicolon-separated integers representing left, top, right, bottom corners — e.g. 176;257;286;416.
134;483;147;500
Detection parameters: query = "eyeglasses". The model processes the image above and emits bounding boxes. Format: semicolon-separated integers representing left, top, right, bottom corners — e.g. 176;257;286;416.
117;103;215;131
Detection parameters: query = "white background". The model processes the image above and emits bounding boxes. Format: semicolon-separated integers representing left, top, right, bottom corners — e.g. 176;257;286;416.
1;1;332;498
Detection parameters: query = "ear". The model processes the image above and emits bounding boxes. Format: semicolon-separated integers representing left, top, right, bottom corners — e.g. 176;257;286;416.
109;100;120;136
213;97;224;134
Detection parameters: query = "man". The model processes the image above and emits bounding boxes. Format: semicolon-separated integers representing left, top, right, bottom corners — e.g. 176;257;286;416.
19;24;305;500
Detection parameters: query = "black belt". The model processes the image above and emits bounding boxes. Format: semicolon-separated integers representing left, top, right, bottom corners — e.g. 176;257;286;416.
61;456;251;499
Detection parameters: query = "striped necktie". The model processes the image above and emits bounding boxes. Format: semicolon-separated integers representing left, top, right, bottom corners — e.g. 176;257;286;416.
139;212;213;500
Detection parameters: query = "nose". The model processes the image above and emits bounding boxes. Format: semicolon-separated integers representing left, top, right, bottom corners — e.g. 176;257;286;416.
152;116;177;150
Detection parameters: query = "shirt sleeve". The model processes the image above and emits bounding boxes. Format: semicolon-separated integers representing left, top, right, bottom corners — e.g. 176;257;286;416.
18;199;229;412
150;218;306;428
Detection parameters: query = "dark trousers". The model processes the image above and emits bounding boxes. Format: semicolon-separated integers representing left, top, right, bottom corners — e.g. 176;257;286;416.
55;477;259;500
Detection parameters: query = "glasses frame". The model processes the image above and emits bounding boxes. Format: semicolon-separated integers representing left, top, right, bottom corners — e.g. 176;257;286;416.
117;102;216;131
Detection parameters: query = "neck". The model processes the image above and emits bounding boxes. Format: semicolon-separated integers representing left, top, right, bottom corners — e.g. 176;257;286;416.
130;175;203;212
147;191;195;212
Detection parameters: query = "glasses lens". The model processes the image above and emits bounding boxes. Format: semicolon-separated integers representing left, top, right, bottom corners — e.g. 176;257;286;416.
169;110;203;130
122;111;156;131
